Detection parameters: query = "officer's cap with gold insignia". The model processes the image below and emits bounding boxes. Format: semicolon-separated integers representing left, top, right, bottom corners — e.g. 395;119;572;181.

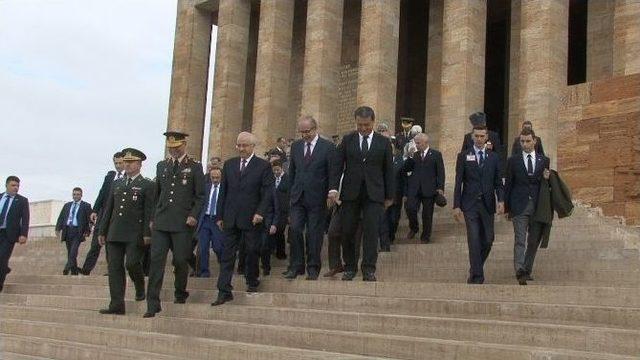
400;117;414;125
163;131;189;148
121;148;147;161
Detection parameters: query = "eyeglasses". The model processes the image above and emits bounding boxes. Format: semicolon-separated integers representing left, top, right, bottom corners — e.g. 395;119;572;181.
299;128;315;134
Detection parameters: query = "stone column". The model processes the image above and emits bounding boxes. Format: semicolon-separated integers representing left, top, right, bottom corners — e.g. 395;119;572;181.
613;0;640;76
586;0;614;81
518;0;568;167
166;0;213;160
209;0;251;160
251;0;295;155
356;0;400;125
507;0;522;153
438;0;486;169
425;0;444;149
301;0;344;136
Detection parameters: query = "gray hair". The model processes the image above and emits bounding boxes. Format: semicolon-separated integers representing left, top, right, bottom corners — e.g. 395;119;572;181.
298;115;318;129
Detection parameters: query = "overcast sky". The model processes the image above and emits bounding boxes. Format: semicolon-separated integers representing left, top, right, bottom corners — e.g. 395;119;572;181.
0;0;217;204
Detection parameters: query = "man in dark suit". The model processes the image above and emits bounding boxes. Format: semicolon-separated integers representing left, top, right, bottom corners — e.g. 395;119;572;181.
80;151;124;275
0;176;30;293
265;137;288;164
454;125;504;284
211;132;274;306
144;131;205;318
271;160;289;260
394;117;414;150
329;106;395;282
403;133;445;244
98;148;155;314
505;128;550;285
196;167;225;278
283;116;335;280
55;187;92;275
381;143;406;249
510;121;545;156
460;112;502;156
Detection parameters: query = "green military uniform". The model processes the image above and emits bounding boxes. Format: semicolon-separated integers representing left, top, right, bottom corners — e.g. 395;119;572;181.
145;132;205;316
99;148;155;314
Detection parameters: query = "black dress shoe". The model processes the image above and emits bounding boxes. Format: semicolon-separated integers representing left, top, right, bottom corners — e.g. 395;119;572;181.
342;271;356;281
406;231;417;240
62;269;69;276
143;311;157;318
174;291;189;304
135;293;146;301
283;270;299;279
323;266;344;277
306;270;319;280
362;272;377;282
211;293;233;306
263;269;271;276
99;308;125;315
79;268;89;276
420;238;430;244
246;285;259;293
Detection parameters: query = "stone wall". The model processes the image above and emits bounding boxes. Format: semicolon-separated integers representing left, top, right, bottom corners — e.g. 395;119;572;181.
28;200;65;237
557;74;640;225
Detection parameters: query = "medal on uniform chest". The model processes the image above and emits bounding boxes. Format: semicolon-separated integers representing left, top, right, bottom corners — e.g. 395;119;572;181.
182;178;187;185
133;194;138;201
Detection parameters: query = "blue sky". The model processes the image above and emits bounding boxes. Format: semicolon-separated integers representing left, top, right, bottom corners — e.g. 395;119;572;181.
0;0;217;203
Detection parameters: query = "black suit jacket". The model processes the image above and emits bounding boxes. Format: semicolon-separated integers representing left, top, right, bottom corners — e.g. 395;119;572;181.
0;193;29;243
55;200;92;241
504;153;550;216
274;173;290;229
511;136;545;156
330;131;395;203
288;137;335;207
217;156;274;230
266;147;288;163
461;131;502;154
93;170;117;216
453;149;504;213
392;154;406;201
403;149;445;198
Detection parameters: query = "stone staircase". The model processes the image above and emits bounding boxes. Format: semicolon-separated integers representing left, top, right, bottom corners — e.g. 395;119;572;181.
1;203;639;359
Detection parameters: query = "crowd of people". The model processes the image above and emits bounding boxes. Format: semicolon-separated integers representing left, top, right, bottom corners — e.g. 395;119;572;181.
0;105;571;318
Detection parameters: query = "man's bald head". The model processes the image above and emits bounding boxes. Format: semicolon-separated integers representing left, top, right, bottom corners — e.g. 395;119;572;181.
414;132;430;152
236;131;257;159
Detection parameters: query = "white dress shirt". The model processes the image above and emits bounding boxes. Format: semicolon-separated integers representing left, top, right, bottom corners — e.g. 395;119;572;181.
359;131;373;151
304;134;319;157
240;153;255;171
523;150;536;174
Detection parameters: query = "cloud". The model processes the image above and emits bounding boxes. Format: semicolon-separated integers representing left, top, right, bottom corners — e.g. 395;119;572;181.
0;0;217;204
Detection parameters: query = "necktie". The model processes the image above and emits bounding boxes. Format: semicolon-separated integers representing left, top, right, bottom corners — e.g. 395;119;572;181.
362;135;369;155
208;185;218;215
527;154;534;175
0;195;10;228
240;159;247;173
67;203;78;226
172;159;179;174
421;151;426;162
116;172;122;180
304;142;312;163
478;150;484;166
275;177;281;188
127;177;132;186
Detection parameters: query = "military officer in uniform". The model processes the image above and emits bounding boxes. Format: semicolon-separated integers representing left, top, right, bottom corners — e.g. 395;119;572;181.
98;148;155;315
144;131;205;318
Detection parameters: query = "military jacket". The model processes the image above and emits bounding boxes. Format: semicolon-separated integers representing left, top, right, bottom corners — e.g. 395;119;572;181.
99;175;156;244
153;155;205;232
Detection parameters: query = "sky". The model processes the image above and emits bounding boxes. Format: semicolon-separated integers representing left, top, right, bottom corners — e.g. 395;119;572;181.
0;0;217;204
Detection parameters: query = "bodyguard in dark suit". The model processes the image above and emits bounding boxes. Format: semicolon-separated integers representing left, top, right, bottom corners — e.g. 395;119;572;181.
80;152;125;275
98;149;155;315
144;132;205;318
394;117;414;150
510;121;545;156
454;125;504;284
271;160;289;259
505;128;550;285
329;106;395;282
0;176;30;293
212;132;274;306
196;167;225;278
460;112;502;156
55;188;92;275
380;146;406;249
403;133;445;244
283;116;335;280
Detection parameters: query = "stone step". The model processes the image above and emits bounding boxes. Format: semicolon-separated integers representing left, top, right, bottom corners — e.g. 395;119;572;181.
6;274;640;308
1;306;637;359
0;334;183;360
3;288;639;330
0;351;51;360
0;318;379;360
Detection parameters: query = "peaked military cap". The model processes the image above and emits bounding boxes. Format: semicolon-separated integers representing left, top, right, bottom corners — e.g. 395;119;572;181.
469;112;488;126
400;117;414;124
163;131;189;148
121;148;147;161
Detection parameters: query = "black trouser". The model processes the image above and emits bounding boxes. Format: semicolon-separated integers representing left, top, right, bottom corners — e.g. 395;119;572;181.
406;195;435;242
273;225;286;258
463;200;495;284
63;226;83;272
340;189;384;274
0;230;16;290
81;214;104;274
289;194;327;274
260;230;272;272
106;241;145;310
217;224;262;297
146;230;192;312
327;206;361;270
386;198;402;243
